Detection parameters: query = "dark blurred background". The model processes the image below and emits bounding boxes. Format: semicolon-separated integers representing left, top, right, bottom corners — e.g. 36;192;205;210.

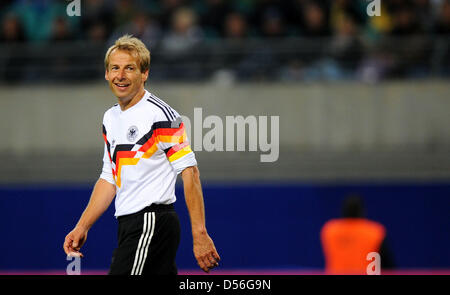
0;0;449;274
1;0;450;82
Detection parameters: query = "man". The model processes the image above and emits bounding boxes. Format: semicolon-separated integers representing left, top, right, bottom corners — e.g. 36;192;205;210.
63;34;220;275
321;195;394;274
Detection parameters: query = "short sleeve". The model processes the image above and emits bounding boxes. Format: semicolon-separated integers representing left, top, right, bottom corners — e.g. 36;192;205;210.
99;122;116;185
100;142;116;185
156;116;197;174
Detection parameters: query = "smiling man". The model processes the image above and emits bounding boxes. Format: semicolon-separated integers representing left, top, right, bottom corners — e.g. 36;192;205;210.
63;35;220;275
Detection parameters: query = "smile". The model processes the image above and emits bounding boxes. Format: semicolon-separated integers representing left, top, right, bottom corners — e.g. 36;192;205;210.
114;82;130;89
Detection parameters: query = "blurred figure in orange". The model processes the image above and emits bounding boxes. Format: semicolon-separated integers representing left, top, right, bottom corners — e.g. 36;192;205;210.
321;195;394;274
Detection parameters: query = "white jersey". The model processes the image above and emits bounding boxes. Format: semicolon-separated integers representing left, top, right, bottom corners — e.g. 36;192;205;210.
100;90;197;217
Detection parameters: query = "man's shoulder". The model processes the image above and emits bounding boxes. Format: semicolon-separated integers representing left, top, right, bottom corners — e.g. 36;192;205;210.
105;103;120;114
147;92;171;107
102;103;120;121
144;92;179;122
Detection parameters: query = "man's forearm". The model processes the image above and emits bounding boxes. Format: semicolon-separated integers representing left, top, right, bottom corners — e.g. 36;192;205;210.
76;178;116;231
182;166;207;236
181;165;220;272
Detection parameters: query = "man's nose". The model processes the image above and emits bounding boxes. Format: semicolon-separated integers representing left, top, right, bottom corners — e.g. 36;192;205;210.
117;69;126;80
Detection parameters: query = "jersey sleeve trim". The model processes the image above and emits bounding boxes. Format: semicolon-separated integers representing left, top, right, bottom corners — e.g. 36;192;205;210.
101;124;117;185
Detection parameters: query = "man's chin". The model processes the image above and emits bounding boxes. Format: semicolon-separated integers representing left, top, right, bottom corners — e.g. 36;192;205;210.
111;89;131;100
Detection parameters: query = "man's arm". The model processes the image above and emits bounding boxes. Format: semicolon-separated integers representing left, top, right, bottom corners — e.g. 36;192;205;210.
63;178;116;257
181;166;220;273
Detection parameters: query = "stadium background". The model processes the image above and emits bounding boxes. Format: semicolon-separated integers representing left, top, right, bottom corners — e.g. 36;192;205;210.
0;0;449;274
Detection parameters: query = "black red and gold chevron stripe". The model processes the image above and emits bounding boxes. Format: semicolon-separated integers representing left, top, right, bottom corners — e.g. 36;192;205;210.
102;120;192;187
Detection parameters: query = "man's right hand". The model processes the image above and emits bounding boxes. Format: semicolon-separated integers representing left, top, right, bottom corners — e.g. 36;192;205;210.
62;178;116;258
63;226;87;258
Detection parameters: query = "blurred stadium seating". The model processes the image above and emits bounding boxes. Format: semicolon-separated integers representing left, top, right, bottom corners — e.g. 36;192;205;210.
0;0;450;83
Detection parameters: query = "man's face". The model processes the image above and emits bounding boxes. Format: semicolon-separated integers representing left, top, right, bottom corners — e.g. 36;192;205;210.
105;49;148;101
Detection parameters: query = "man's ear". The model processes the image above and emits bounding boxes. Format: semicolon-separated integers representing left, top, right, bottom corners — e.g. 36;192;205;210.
105;69;109;81
142;69;149;82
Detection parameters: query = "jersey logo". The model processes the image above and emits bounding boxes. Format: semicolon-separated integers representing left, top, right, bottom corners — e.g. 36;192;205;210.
127;126;139;142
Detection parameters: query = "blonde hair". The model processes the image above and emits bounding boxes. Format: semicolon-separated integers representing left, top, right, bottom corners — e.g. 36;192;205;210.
104;34;150;73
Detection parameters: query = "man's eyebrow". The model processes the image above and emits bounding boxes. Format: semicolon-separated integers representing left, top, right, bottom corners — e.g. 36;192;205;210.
109;63;137;67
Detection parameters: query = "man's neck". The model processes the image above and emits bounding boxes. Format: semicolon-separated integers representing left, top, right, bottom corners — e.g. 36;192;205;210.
118;88;146;111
